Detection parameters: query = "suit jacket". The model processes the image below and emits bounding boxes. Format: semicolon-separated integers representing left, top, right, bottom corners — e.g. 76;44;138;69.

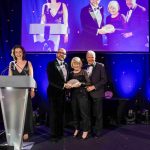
47;60;69;99
126;4;147;43
80;4;104;49
87;62;107;98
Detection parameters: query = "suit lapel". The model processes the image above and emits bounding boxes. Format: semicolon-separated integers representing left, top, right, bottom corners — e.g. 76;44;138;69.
64;63;69;81
90;63;97;79
89;5;97;23
55;60;65;81
55;60;69;82
88;5;103;27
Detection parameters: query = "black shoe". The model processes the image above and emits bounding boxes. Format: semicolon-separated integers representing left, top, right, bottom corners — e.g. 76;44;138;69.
50;135;60;143
50;137;58;143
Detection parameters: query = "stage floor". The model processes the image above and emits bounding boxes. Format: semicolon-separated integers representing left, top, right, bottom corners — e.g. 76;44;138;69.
20;124;150;150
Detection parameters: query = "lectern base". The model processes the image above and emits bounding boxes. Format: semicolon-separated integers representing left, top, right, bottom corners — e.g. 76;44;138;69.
0;142;34;150
0;145;14;150
22;142;34;150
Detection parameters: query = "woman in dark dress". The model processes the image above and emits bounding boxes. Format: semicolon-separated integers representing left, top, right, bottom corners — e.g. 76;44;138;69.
67;57;90;139
8;45;35;140
41;0;68;51
106;0;126;50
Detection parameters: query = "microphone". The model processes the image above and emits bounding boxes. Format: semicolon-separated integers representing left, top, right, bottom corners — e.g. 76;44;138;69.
1;66;10;75
0;61;16;75
1;61;28;76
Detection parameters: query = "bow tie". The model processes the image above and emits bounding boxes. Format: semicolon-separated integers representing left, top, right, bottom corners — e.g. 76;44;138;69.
87;64;94;67
129;8;134;10
93;7;99;11
60;62;65;66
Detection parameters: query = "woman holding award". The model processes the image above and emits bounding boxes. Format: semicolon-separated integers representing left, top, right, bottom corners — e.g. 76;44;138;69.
105;0;126;50
67;57;90;139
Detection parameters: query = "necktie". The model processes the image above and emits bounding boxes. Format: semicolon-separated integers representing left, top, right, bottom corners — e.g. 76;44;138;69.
94;7;99;11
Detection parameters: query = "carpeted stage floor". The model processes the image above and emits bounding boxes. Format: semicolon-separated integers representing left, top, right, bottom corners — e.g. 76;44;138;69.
19;124;150;150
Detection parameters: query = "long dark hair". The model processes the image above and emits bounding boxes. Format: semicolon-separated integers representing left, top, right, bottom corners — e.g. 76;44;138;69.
11;45;26;61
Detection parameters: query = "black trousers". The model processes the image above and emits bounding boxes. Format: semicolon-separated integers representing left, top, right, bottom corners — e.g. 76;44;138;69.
71;90;90;132
49;94;65;138
90;97;103;133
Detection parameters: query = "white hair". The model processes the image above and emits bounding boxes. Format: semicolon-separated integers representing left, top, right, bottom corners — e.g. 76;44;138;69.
108;0;120;10
86;50;96;58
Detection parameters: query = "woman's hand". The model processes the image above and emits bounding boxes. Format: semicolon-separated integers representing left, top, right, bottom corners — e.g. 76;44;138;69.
30;90;35;99
86;85;96;92
122;32;133;38
64;34;68;43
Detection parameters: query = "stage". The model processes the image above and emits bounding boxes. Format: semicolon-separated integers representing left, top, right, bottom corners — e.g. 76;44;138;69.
10;125;150;150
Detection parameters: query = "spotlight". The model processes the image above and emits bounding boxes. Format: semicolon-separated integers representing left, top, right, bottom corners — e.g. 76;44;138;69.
126;109;136;125
141;109;149;124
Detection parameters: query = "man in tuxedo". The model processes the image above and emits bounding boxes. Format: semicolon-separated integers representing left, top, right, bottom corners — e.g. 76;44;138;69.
122;0;148;51
80;0;106;50
86;50;107;138
47;48;70;142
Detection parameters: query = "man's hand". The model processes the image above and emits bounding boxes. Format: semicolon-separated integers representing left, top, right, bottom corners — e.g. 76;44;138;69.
64;83;72;89
97;28;107;35
122;32;133;38
86;85;96;92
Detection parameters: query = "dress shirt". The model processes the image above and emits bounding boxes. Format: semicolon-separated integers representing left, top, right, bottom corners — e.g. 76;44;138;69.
57;59;67;81
86;62;96;77
90;4;102;28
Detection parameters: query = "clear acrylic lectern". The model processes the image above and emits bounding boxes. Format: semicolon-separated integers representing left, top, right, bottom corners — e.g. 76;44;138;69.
29;23;68;51
0;76;36;150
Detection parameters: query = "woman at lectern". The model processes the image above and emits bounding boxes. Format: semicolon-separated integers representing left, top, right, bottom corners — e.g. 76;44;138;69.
41;0;68;51
8;45;35;141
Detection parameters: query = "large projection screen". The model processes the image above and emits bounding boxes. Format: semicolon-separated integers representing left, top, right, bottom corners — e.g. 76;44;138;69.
22;0;149;52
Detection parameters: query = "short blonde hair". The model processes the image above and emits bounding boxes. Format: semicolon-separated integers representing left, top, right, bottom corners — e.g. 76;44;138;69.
108;1;120;11
71;57;83;68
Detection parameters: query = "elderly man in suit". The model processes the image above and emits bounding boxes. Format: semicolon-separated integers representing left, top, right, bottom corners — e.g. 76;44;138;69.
122;0;147;51
47;48;70;142
86;50;107;138
80;0;106;50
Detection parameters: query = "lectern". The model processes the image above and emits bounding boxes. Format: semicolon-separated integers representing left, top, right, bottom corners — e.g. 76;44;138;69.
29;23;68;51
0;76;36;150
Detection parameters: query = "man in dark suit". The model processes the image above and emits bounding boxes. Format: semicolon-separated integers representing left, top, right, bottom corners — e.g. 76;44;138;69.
86;50;107;138
122;0;148;51
47;48;70;142
80;0;106;50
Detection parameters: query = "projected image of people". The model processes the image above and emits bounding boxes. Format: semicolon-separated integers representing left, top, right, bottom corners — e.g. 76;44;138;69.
22;0;149;52
80;0;105;50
